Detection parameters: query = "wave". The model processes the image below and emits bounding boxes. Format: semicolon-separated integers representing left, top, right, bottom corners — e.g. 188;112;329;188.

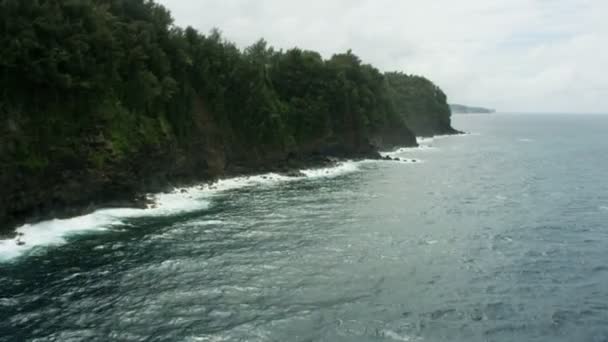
380;146;434;159
0;161;363;261
0;195;214;262
300;160;360;178
418;132;472;144
417;137;436;145
380;132;474;162
379;135;447;158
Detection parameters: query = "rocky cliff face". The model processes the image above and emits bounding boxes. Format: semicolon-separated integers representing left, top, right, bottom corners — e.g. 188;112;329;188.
404;115;462;137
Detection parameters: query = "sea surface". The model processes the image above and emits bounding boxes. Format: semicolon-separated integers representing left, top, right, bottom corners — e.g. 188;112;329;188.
2;114;608;341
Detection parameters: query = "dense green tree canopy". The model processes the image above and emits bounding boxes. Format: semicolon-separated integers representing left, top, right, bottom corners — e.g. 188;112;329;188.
1;0;455;162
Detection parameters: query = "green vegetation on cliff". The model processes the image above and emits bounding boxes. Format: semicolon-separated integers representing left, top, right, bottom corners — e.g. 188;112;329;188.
0;0;458;229
386;72;458;136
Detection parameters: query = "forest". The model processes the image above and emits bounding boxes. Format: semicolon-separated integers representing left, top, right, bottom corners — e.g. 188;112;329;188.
0;0;458;230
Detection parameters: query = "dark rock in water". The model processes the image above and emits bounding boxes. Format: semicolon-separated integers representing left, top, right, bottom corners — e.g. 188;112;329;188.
412;160;417;163
470;309;484;321
180;189;188;194
12;233;26;246
383;156;393;161
283;170;306;178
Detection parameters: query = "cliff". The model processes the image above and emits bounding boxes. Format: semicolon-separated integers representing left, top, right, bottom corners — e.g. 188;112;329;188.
0;0;457;233
387;73;461;137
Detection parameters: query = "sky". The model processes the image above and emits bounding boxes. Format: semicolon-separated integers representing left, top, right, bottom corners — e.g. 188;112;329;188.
156;0;608;113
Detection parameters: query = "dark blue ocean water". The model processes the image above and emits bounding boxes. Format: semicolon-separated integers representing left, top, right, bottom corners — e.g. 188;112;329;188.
1;114;608;341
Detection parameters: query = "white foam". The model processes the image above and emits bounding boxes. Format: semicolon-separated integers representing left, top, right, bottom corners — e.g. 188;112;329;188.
0;192;214;261
518;138;534;142
379;134;469;160
416;134;467;147
0;161;361;261
417;137;435;145
0;213;116;261
385;133;472;156
196;172;294;194
300;160;360;178
382;329;414;341
417;134;460;145
380;143;437;159
380;146;434;159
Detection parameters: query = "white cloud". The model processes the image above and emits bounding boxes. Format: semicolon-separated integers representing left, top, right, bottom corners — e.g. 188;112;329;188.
157;0;608;113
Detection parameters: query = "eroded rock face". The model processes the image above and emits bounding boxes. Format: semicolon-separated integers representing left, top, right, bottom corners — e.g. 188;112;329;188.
371;126;419;151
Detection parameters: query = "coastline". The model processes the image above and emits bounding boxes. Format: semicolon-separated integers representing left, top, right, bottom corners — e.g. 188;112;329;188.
0;155;391;261
1;129;468;239
0;131;470;261
0;144;396;239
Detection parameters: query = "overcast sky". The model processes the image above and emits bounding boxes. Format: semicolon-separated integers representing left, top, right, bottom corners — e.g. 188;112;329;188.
157;0;607;113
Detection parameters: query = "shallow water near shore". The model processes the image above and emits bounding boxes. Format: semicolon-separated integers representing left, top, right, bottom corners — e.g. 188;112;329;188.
2;114;608;341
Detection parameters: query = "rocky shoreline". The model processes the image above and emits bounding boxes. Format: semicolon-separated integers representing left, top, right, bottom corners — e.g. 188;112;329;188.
0;144;394;239
1;125;470;241
1;127;470;240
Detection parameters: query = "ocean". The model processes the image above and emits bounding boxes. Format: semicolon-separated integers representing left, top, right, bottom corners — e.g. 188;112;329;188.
1;113;608;341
